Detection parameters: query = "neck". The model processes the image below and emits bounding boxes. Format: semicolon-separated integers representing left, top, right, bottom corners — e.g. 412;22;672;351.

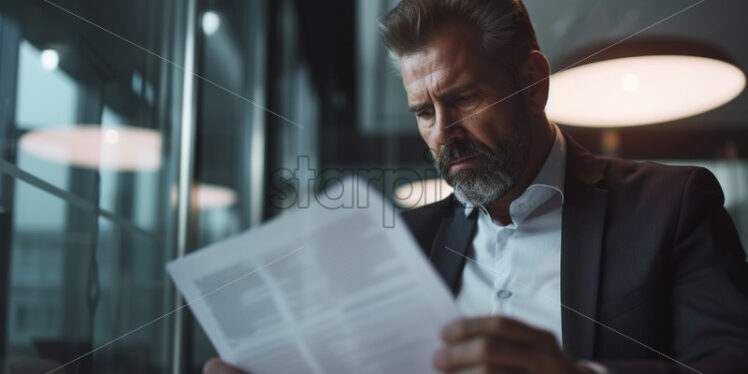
485;119;556;225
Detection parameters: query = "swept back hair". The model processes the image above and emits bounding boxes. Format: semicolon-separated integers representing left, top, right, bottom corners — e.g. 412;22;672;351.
379;0;540;78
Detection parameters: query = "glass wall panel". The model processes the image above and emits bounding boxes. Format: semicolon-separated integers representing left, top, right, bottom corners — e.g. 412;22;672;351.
186;0;268;371
0;1;191;372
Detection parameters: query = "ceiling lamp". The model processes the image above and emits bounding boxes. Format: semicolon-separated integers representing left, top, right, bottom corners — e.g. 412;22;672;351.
40;49;60;71
19;125;162;171
196;184;238;209
546;38;746;127
393;178;453;208
202;11;221;35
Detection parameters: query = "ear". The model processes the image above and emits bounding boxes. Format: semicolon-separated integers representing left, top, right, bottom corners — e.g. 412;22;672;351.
521;50;551;114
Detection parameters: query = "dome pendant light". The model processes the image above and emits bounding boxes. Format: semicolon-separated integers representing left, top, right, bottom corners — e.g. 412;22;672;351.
546;38;746;127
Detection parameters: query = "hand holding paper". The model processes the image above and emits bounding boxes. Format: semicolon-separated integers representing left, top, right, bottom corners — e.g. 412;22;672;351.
168;177;460;374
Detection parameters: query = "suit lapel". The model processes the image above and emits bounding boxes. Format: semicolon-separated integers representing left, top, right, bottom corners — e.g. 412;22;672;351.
422;131;608;359
561;134;608;359
429;207;478;296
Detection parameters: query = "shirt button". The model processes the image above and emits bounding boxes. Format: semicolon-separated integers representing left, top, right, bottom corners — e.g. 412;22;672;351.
496;289;513;299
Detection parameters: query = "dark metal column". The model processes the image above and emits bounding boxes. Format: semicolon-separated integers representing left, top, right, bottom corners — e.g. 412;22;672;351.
0;13;21;361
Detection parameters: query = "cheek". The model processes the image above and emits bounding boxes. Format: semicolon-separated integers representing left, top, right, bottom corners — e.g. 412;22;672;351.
465;116;511;152
418;126;437;151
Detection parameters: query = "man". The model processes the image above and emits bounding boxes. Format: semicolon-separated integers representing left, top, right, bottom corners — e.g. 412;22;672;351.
206;0;748;373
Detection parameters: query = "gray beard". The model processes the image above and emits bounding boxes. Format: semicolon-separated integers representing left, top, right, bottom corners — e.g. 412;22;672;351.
435;128;530;208
450;165;514;207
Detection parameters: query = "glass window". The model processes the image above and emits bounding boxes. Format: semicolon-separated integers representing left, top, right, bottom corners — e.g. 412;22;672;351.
15;40;78;129
187;0;269;371
0;1;193;372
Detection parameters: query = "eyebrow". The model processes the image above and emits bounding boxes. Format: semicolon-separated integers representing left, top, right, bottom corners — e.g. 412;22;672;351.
408;83;478;113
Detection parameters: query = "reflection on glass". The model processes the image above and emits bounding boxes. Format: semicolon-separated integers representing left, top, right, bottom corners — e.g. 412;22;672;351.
18;126;162;171
15;40;77;129
187;0;269;370
1;0;190;372
39;49;60;71
201;11;221;36
196;184;237;210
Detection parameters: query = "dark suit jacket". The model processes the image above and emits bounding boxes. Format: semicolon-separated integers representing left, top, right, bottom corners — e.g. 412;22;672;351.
401;133;748;374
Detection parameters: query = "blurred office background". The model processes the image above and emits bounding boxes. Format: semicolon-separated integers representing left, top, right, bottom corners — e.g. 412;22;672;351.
0;0;746;373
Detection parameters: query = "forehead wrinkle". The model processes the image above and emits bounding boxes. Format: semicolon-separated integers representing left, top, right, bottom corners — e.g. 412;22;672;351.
405;61;464;101
404;48;473;93
407;72;456;112
402;29;479;106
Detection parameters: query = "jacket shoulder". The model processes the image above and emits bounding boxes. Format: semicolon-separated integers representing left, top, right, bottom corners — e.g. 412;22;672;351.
400;196;456;229
399;196;458;255
598;156;722;202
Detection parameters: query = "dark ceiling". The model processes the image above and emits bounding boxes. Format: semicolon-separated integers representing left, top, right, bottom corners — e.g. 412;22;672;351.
526;0;748;130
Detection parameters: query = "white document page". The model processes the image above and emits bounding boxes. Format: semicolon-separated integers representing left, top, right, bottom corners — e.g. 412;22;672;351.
167;178;461;374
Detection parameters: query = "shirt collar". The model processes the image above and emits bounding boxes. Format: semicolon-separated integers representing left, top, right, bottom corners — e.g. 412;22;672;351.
464;122;567;221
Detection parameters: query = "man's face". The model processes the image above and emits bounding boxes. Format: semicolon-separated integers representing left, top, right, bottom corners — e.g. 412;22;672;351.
401;25;533;206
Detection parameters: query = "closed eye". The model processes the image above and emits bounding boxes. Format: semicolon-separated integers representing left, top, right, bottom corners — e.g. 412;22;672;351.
416;107;435;119
455;94;477;104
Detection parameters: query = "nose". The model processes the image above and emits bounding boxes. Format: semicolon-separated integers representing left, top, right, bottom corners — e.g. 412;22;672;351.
431;107;466;149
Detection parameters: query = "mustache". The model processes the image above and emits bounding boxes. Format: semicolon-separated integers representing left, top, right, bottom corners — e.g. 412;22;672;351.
436;139;495;172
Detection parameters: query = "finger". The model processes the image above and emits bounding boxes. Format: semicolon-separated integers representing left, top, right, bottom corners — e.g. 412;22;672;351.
433;337;529;373
203;358;247;374
441;316;543;344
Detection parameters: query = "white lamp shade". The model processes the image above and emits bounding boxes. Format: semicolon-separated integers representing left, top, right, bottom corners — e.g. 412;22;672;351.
547;55;745;127
196;184;237;209
19;125;162;171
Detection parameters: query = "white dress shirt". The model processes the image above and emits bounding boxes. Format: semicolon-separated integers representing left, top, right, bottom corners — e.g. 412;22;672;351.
456;123;567;345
